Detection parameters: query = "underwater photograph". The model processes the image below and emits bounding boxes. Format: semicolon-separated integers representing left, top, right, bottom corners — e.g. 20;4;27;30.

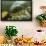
1;0;32;21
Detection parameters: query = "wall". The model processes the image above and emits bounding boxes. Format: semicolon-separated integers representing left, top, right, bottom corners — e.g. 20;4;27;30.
0;0;46;40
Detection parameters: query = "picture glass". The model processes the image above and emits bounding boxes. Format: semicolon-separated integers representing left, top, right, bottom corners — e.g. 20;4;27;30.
1;0;32;21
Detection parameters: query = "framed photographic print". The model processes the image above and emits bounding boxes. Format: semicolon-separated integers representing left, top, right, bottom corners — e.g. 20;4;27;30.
1;0;32;21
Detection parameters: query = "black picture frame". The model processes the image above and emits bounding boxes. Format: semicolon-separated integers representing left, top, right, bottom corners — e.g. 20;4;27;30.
1;0;32;21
